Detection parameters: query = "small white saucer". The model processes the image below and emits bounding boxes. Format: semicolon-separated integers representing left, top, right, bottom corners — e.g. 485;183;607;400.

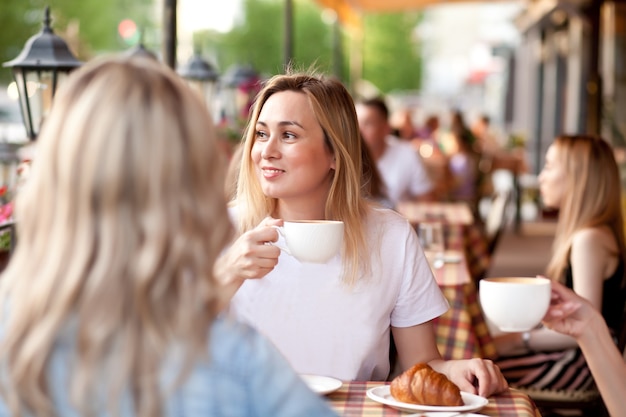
299;374;343;395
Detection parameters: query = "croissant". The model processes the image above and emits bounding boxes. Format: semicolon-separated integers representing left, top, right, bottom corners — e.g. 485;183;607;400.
390;363;464;406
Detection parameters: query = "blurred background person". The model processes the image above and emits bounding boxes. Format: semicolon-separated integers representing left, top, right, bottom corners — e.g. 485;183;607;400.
356;97;435;207
390;108;418;141
447;110;481;209
471;113;502;156
412;114;451;199
361;139;393;209
416;114;441;143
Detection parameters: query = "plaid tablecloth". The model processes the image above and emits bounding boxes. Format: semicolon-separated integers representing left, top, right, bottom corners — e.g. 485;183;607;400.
444;223;491;281
328;381;541;417
427;251;497;360
396;202;491;281
434;282;497;360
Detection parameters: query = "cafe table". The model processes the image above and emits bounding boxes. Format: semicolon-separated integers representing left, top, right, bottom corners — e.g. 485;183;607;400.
396;201;474;226
396;201;491;281
327;381;541;416
426;250;497;360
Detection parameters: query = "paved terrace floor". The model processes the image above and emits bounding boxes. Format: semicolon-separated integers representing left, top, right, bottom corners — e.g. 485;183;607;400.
486;220;556;278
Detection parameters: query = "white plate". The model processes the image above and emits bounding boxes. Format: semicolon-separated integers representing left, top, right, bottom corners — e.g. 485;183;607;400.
443;253;462;263
413;414;487;417
366;385;488;413
300;374;343;395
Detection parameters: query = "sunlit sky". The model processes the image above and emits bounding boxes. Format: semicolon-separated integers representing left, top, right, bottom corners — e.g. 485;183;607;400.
179;0;242;32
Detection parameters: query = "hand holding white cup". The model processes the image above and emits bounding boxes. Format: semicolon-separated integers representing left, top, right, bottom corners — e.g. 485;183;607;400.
271;220;344;263
480;277;551;332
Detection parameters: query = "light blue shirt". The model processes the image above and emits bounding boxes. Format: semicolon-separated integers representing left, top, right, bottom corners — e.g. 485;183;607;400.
0;315;338;417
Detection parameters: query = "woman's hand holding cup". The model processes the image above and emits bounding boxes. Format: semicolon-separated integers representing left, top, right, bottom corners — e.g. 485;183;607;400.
216;217;283;285
216;217;344;296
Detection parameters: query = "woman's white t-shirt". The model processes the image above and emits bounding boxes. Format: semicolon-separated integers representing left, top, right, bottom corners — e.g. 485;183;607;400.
229;207;448;381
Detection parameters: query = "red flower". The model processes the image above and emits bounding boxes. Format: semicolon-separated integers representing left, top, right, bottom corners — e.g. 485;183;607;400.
0;202;13;223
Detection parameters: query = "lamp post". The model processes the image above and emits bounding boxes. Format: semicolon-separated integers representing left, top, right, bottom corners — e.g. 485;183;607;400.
3;7;82;141
125;43;158;61
222;64;259;89
177;53;219;115
221;64;260;125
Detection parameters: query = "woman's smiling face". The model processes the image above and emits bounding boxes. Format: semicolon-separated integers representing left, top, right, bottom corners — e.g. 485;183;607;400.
251;91;335;213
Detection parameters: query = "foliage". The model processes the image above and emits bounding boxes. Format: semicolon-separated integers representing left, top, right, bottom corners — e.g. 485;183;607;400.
1;0;424;92
0;0;156;83
195;0;339;78
0;229;11;252
195;0;422;93
362;11;423;92
0;187;12;252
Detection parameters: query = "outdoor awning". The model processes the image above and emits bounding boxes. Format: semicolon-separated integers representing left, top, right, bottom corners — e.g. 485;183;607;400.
319;0;506;12
314;0;516;31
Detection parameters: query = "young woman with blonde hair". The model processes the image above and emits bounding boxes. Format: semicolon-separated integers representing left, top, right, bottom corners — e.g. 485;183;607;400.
0;56;337;417
216;72;508;396
495;135;626;393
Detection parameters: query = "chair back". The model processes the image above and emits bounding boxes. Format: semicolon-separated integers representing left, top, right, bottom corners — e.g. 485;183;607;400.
484;190;510;255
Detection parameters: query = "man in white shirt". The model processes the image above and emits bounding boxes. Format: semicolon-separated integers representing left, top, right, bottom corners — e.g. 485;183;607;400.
356;98;434;206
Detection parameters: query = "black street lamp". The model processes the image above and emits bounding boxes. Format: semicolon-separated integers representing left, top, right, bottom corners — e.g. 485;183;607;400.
177;53;219;113
222;64;259;89
220;64;260;124
3;7;82;141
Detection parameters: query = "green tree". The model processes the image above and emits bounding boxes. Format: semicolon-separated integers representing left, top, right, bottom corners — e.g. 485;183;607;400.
220;0;285;75
362;11;422;92
0;0;156;83
195;0;337;77
292;0;335;73
194;0;422;93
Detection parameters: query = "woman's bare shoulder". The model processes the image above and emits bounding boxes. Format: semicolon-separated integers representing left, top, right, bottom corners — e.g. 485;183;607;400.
571;226;617;252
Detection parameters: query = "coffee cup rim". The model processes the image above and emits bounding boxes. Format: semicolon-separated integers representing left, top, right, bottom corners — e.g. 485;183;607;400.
284;220;344;225
481;277;551;285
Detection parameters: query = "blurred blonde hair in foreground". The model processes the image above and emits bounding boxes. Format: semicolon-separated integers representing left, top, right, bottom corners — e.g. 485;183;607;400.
0;56;232;416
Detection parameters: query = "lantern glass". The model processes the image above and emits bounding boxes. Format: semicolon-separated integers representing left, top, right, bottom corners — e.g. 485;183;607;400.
11;70;30;138
220;64;260;125
177;53;219;120
186;79;216;110
13;68;73;140
12;69;63;139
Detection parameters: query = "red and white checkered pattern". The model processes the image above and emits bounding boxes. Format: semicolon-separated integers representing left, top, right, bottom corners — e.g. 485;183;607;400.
328;382;541;416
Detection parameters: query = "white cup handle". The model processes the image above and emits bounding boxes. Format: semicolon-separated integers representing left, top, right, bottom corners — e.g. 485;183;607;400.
269;225;291;255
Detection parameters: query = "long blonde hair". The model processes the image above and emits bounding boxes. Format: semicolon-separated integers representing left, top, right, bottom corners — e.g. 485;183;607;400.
0;56;232;417
235;72;369;284
546;135;626;283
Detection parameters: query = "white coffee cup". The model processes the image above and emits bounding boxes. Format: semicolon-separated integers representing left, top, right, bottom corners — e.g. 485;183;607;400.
272;220;344;263
479;277;551;332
